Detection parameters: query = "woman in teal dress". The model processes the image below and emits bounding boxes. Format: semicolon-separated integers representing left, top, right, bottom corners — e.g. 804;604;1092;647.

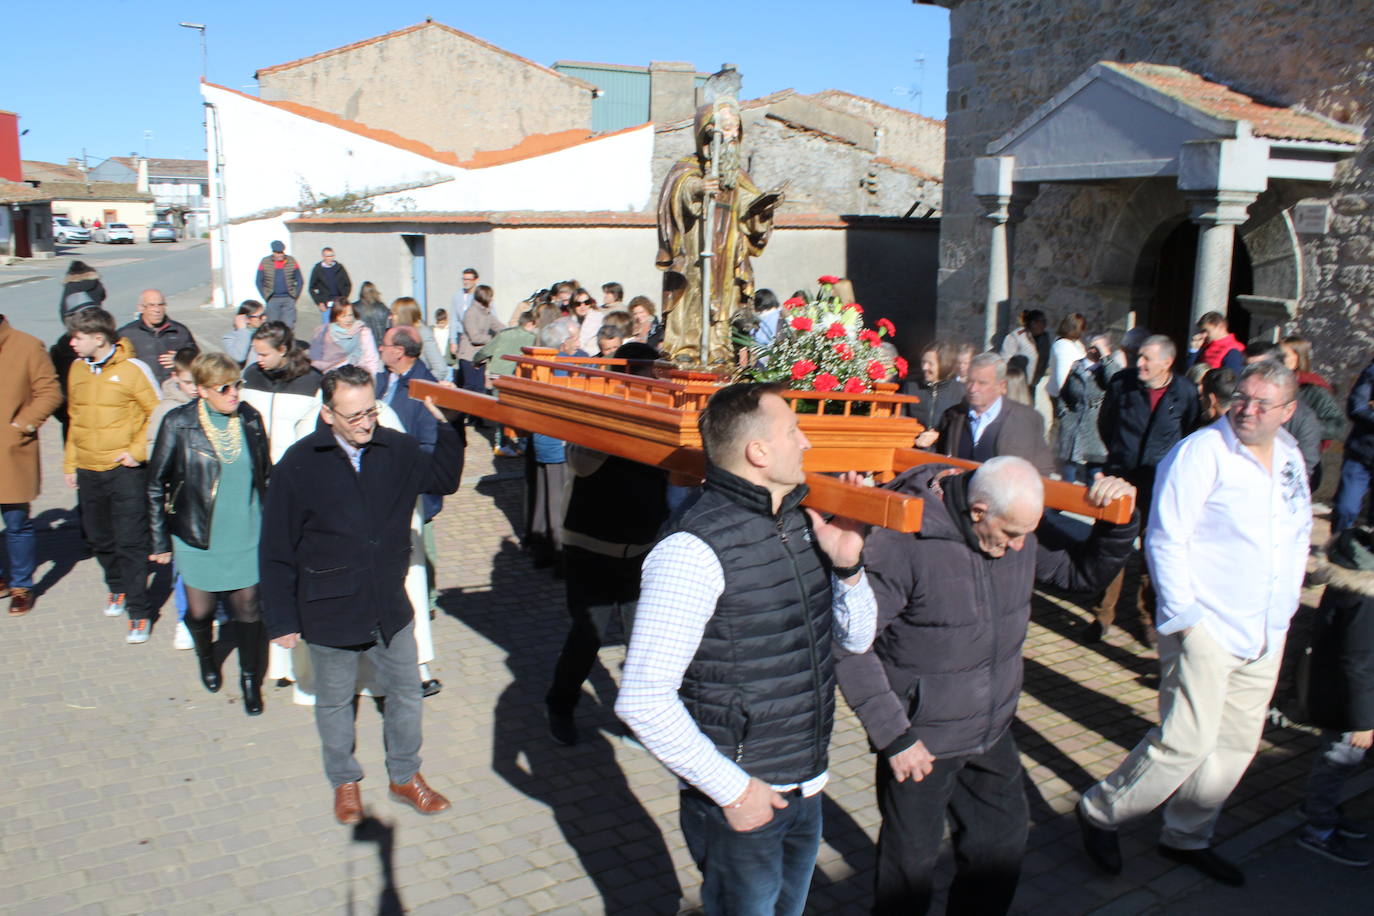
147;353;272;715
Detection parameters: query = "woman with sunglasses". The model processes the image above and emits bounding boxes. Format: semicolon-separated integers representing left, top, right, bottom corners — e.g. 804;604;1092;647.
147;353;273;715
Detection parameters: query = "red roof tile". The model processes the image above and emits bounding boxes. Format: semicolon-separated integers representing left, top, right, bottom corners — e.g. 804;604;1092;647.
206;83;646;169
254;21;596;92
1107;62;1362;145
810;89;945;127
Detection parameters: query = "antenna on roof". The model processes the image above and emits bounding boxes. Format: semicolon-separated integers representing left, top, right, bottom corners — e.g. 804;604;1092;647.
893;53;927;114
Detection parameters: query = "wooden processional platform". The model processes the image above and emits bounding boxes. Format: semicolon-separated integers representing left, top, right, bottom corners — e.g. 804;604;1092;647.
411;348;1134;532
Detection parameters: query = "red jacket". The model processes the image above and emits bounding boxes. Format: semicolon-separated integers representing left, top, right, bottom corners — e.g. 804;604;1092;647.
1198;333;1245;370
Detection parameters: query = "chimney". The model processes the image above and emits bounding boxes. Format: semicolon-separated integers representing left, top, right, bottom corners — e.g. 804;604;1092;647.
0;110;22;182
136;157;149;193
649;62;698;125
67;157;81;168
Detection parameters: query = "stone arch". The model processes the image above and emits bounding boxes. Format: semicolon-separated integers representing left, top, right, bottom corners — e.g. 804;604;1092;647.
1090;179;1305;333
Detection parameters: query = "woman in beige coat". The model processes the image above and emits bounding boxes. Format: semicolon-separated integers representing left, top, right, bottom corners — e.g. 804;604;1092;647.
0;316;64;615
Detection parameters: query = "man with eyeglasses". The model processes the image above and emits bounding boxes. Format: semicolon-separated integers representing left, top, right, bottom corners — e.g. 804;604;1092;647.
259;365;462;825
117;289;197;386
1077;359;1311;889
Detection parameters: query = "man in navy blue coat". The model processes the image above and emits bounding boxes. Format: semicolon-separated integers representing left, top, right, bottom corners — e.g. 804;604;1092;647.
260;364;462;825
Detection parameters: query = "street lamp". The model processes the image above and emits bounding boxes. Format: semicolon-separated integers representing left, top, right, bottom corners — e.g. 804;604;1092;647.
179;22;206;82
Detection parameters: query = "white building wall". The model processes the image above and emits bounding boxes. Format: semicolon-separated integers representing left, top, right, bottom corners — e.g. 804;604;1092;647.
203;82;654;308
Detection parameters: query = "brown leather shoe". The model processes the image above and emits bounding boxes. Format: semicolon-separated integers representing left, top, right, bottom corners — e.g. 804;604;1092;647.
8;588;33;616
388;773;450;814
333;782;363;825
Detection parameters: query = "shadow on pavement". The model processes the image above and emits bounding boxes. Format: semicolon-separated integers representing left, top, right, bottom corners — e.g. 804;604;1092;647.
349;815;405;916
440;530;684;913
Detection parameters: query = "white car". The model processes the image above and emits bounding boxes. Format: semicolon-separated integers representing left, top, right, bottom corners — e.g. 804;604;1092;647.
52;217;90;244
92;222;135;244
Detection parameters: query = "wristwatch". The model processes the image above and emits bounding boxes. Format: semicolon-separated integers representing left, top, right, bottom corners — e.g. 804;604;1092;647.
831;561;864;579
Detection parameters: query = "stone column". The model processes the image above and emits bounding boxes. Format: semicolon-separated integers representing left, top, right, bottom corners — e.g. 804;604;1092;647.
974;156;1015;350
1186;191;1257;327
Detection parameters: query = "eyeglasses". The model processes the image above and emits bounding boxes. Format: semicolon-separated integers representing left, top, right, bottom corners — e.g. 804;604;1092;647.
210;380;244;395
1230;394;1294;414
330;405;380;425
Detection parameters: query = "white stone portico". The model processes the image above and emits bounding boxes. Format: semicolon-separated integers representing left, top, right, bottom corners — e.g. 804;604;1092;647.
972;61;1362;347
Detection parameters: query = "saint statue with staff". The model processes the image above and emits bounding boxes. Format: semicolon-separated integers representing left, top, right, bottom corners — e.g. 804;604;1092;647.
656;66;786;367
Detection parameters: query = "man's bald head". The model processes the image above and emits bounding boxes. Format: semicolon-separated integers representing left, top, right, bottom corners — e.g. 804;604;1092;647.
138;289;167;327
966;456;1044;557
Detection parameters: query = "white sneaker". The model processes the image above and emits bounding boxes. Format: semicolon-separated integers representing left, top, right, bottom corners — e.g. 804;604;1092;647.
173;621;193;650
103;593;126;617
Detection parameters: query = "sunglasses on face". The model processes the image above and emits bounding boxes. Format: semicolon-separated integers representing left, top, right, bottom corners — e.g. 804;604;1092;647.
331;405;380;425
210;380;245;395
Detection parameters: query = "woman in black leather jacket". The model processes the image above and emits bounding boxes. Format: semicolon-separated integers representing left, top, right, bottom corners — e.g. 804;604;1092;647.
147;353;272;714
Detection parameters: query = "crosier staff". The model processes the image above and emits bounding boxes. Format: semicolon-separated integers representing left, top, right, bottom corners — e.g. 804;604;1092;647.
699;127;721;365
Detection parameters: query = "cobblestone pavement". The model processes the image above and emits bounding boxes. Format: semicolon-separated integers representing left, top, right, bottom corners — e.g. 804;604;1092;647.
1;302;1362;914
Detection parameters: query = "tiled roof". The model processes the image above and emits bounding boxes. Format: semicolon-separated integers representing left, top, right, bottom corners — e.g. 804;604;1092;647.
207;83;646;169
0;180;51;204
287;210;857;229
873;157;940;181
21;160;86;182
37;181;154;202
810;89;945;127
254;20;597;92
1106;62;1363;145
103;156;206;177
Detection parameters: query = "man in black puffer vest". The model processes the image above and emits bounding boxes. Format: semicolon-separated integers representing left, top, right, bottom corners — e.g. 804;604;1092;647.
836;456;1137;915
617;383;877;916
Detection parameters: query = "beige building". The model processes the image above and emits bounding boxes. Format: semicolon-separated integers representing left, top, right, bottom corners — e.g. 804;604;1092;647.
43;181;156;231
919;0;1371;392
255;20;597;160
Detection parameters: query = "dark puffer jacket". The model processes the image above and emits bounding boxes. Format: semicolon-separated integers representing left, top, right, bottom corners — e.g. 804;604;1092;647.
835;464;1137;759
1099;368;1199;512
1343;359;1374;465
671;465;836;786
146;400;271;553
903;376;967;431
1305;529;1374;733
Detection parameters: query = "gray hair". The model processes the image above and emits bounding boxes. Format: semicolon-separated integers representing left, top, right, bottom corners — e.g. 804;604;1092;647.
537;316;579;350
968;456;1045;518
388;325;423;359
1140;334;1177;362
1239;358;1298;400
968;352;1007;381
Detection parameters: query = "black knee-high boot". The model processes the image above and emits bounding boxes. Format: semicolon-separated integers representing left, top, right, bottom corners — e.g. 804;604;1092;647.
235;619;265;716
187;616;221;692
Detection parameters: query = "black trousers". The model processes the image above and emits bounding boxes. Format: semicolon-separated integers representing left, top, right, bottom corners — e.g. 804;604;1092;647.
77;466;150;619
545;546;644;714
873;728;1028;916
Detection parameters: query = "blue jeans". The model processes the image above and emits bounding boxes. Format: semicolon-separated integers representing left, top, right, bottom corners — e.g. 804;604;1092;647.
1;503;36;589
1302;730;1369;835
680;787;822;916
1334;457;1373;533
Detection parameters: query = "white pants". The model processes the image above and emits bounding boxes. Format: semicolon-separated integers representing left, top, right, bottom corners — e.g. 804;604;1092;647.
1080;625;1283;849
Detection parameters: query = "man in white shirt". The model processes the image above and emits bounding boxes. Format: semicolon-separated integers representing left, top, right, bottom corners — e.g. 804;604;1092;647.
1077;360;1312;887
616;382;876;916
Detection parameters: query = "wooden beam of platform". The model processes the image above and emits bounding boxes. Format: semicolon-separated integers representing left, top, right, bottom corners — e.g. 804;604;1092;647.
891;449;1136;525
412;380;925;533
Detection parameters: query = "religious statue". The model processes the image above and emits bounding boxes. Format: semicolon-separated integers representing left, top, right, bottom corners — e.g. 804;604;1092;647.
656;73;785;367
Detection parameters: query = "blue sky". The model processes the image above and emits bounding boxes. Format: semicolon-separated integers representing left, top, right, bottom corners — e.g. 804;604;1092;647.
9;1;948;166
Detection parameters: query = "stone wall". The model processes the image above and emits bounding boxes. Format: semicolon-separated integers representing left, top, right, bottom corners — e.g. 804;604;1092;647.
257;22;594;160
930;0;1373;388
651;110;942;220
808;90;945;178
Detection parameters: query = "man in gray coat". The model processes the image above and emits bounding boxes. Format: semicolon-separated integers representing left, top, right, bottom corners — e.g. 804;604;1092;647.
836;457;1136;914
918;354;1055;476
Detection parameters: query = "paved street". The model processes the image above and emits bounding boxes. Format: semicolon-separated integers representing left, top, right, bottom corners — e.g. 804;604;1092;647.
1;296;1371;914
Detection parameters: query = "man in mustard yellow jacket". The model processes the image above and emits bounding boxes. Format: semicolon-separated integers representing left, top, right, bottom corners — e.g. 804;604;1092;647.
63;308;160;643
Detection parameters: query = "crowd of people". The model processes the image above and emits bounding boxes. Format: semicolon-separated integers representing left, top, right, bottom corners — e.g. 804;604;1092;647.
3;249;1373;915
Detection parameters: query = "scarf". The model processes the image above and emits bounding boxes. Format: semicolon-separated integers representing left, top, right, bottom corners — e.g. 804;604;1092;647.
933;470;985;555
330;322;362;360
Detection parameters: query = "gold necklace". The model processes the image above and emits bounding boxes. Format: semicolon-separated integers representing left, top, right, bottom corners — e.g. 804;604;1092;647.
198;398;243;464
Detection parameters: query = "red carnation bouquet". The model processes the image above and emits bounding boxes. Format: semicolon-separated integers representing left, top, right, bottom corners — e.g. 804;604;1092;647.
744;274;903;399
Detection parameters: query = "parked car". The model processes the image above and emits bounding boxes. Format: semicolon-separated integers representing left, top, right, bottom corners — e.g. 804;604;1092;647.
148;222;178;243
52;217;90;244
92;222;135;244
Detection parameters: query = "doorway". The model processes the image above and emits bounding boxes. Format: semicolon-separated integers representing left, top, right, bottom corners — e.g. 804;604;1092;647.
1146;221;1254;353
403;234;428;320
13;209;31;258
